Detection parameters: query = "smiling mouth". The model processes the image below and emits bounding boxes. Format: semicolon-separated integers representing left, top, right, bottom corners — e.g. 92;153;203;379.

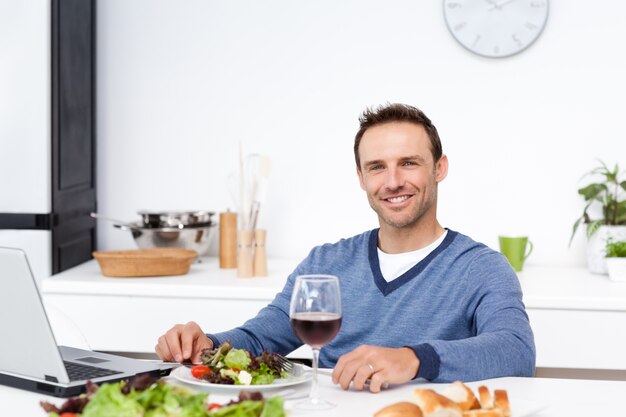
385;195;411;203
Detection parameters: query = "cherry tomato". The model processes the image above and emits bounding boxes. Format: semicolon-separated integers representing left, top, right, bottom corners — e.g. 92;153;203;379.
60;413;79;417
191;365;211;378
208;403;223;411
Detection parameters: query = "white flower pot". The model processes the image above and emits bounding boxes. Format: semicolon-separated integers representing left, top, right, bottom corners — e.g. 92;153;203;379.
606;258;626;281
586;225;626;275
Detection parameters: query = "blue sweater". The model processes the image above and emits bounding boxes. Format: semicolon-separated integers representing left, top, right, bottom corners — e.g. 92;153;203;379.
210;229;536;382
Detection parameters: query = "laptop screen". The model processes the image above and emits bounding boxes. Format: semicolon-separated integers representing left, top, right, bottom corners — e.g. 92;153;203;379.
0;247;70;383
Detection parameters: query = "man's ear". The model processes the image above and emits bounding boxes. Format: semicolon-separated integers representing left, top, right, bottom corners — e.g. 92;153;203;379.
357;167;366;191
435;154;448;183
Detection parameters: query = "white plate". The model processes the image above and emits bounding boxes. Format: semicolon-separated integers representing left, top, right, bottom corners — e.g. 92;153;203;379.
170;366;312;394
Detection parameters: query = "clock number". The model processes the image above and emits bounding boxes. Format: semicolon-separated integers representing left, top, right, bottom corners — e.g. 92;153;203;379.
525;21;538;31
530;1;545;7
493;45;500;55
512;34;522;48
472;34;481;47
447;2;463;8
454;22;467;32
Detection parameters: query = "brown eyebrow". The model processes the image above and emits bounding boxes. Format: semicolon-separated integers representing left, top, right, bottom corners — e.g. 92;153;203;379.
363;155;427;169
363;159;384;169
400;155;427;164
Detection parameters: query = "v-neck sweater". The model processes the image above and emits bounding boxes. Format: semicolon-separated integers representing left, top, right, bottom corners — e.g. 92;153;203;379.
209;228;536;382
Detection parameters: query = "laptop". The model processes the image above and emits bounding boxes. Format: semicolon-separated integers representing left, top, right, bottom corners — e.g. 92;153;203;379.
0;247;176;397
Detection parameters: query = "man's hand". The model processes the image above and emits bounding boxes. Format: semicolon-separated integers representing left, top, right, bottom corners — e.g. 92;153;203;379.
155;321;213;364
332;345;420;393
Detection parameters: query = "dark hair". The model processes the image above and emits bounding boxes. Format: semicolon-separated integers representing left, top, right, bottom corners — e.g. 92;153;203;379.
354;103;442;169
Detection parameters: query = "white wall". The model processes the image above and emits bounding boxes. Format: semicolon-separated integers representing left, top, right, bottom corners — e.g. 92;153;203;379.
96;0;626;267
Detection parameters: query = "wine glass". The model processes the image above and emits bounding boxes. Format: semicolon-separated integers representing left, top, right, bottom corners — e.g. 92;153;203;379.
289;274;342;410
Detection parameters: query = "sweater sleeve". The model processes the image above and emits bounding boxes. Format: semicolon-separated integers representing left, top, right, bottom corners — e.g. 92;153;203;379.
410;252;536;382
208;264;305;356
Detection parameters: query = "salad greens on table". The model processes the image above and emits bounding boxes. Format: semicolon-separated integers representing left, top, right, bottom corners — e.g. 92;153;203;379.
193;341;287;386
40;373;285;417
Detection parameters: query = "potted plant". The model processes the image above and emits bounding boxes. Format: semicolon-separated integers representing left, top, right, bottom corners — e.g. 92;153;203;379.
606;239;626;281
570;160;626;274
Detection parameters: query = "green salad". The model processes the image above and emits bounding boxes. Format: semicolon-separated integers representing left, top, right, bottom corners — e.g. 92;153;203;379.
40;374;285;417
193;342;287;386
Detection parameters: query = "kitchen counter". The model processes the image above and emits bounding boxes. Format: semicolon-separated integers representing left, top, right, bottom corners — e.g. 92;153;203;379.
518;266;626;311
42;257;298;300
2;374;625;416
43;261;626;311
42;260;626;370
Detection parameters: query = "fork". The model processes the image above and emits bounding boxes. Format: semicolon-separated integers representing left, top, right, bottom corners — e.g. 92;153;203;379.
275;354;388;388
274;353;293;372
275;354;311;377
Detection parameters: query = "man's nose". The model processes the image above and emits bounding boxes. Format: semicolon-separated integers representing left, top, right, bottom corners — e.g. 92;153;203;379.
384;167;404;190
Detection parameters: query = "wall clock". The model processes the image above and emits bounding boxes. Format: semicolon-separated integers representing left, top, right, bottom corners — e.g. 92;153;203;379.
443;0;549;58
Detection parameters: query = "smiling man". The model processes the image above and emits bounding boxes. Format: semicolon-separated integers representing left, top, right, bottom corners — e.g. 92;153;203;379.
156;103;536;392
356;118;447;252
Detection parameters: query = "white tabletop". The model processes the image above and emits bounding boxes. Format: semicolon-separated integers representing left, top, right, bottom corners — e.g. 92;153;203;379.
2;374;624;416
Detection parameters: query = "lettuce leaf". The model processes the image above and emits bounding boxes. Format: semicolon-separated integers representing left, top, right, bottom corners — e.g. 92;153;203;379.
208;397;284;417
220;368;240;384
81;383;143;417
223;349;251;370
208;400;263;417
79;380;209;417
251;373;274;385
260;397;285;417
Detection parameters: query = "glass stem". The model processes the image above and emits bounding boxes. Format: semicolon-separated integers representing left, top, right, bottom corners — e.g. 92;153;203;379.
310;347;321;404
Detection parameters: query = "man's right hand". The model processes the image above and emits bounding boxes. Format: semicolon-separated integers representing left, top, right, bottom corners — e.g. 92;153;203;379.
155;321;213;363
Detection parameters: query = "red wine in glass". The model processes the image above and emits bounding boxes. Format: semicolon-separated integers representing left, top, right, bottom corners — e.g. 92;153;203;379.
290;312;342;349
289;274;341;410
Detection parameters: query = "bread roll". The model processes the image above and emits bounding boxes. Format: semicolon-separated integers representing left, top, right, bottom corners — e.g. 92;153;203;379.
375;401;424;417
413;389;463;417
462;410;504;417
493;390;510;417
440;381;480;411
477;386;494;409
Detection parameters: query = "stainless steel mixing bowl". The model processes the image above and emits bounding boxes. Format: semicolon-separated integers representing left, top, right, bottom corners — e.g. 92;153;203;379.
137;210;215;228
114;222;216;256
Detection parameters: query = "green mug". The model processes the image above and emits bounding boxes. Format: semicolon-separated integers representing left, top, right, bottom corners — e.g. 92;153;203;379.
498;236;533;272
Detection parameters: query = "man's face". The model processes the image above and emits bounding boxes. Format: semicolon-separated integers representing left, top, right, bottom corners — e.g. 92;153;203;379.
357;121;447;230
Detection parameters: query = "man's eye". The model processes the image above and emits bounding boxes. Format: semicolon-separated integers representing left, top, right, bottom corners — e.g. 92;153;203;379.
402;161;417;166
369;164;384;171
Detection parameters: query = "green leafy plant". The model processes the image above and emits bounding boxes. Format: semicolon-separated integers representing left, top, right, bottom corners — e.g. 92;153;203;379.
570;160;626;245
606;238;626;258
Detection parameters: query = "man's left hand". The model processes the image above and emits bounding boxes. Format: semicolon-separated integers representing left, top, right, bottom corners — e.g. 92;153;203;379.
331;345;420;393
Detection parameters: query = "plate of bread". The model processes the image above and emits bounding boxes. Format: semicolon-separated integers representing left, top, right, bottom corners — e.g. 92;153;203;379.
375;381;547;417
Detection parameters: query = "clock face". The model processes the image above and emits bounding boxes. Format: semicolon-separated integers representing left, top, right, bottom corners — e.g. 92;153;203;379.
443;0;549;58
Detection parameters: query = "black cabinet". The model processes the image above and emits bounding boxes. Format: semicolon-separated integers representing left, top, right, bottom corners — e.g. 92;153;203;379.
51;0;97;273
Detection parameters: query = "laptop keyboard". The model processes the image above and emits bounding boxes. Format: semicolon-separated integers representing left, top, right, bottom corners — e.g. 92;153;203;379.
63;360;122;381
